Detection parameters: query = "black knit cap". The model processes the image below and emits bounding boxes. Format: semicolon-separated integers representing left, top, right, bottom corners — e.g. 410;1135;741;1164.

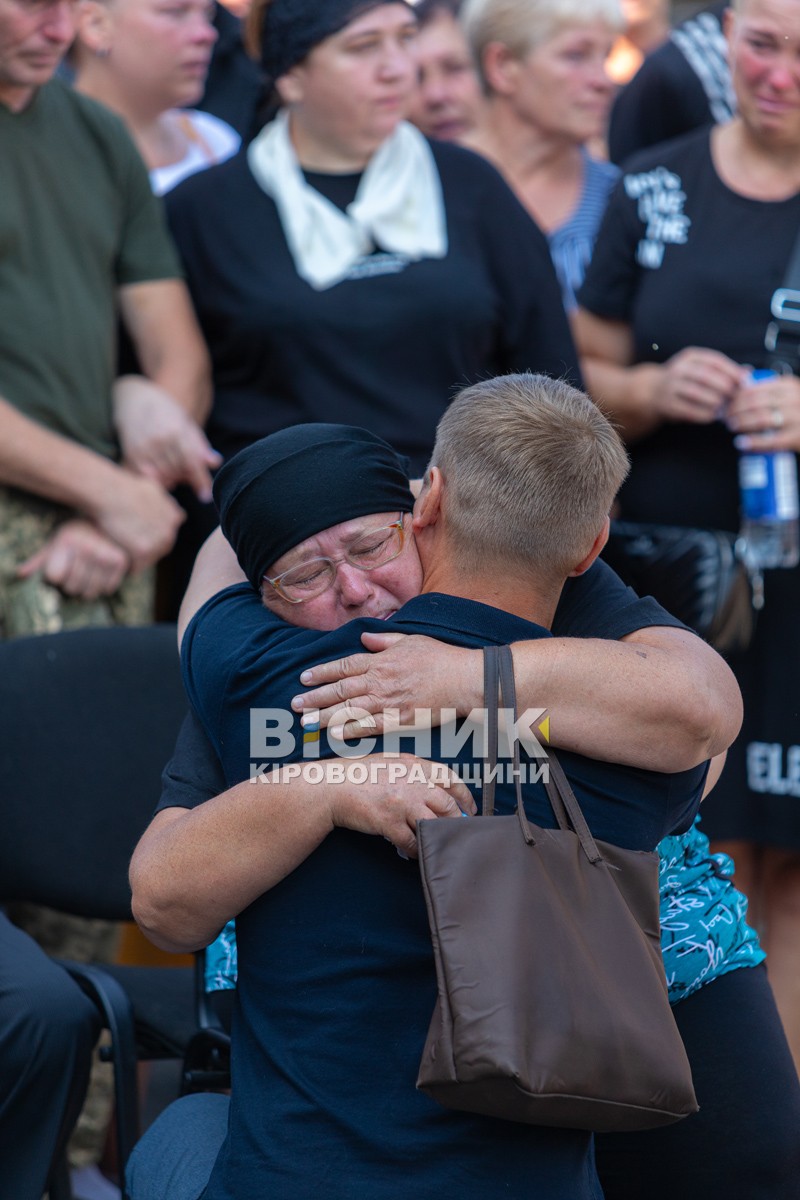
261;0;416;81
213;424;415;590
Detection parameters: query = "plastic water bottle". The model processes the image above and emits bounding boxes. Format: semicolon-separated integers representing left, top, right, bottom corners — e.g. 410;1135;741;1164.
737;369;800;606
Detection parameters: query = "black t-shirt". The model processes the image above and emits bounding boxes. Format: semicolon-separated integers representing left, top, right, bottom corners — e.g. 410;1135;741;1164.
578;128;800;530
166;137;580;473
609;5;732;166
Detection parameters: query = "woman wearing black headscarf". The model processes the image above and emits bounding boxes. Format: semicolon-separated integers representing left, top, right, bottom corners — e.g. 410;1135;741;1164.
164;0;579;474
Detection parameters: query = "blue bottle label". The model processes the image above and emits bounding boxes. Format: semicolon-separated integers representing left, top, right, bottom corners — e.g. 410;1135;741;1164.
739;452;800;520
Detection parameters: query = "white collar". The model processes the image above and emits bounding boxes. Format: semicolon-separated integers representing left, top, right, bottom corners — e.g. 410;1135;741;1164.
247;111;448;290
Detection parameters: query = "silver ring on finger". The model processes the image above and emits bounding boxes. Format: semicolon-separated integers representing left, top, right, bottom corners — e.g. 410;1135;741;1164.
772;406;784;430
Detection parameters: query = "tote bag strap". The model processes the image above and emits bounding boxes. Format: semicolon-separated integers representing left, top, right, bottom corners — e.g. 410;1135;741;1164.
542;752;604;865
482;644;500;817
483;645;604;864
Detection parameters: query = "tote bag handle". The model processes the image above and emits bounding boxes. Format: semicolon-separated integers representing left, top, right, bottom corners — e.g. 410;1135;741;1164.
482;645;604;865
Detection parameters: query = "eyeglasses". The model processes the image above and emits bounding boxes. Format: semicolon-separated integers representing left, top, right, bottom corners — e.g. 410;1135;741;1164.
263;517;407;604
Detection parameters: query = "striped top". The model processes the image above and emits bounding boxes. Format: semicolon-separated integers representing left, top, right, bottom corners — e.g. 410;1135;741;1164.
672;8;735;127
548;152;619;312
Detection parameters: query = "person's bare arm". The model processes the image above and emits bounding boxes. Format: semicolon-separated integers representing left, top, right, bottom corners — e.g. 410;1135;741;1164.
0;395;184;569
116;279;220;501
113;377;222;503
291;625;742;772
118;279;212;421
517;625;741;767
572;309;660;441
704;750;727;797
130;756;475;952
574;308;744;442
177;527;245;646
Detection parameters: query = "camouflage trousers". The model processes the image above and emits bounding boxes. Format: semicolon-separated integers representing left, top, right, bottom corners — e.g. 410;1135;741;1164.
0;486;154;1168
0;486;153;637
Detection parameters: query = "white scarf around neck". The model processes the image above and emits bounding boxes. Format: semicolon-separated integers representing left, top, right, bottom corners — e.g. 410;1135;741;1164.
247;111;448;290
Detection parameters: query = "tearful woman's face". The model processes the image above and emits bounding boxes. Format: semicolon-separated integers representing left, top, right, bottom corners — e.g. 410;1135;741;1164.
726;0;800;149
262;512;423;631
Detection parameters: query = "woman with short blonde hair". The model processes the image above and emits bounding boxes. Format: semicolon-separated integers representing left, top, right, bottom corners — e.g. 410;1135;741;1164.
460;0;623;309
461;0;624;83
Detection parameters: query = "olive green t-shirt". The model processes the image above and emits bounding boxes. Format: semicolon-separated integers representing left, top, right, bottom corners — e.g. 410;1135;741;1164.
0;80;181;459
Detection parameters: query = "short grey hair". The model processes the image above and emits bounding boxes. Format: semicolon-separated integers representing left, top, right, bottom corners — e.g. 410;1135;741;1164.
429;373;629;581
460;0;624;90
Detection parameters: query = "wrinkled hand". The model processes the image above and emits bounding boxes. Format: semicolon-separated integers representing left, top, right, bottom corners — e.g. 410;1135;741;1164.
94;469;185;571
16;518;130;600
113;376;222;501
726;373;800;453
291;631;477;738
328;752;476;858
648;347;745;424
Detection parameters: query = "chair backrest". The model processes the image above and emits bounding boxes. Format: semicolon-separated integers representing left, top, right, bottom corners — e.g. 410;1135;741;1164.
0;624;188;919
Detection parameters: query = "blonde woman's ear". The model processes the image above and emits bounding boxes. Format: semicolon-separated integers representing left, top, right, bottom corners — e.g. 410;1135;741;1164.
481;40;521;98
75;0;114;57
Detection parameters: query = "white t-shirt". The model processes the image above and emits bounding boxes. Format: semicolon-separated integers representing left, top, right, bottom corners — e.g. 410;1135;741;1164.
150;109;240;195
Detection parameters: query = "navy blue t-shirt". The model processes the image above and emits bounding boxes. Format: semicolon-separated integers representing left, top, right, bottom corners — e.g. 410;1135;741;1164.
160;559;685;814
181;582;703;1200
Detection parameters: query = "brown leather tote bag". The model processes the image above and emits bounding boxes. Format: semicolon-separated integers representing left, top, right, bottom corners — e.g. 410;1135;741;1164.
416;644;698;1133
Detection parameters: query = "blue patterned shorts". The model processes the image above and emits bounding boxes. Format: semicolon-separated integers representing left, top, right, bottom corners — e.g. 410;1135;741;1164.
659;817;765;1004
204;818;766;1005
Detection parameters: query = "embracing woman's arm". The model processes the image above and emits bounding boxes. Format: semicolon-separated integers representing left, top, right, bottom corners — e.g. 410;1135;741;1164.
131;753;474;953
291;625;742;774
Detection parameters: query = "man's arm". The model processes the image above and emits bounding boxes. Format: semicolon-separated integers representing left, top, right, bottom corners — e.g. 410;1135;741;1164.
116;280;221;501
0;395;184;571
290;626;742;772
118;279;211;422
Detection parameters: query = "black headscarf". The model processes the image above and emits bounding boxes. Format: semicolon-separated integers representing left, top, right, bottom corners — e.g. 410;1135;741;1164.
213;424;415;590
261;0;415;81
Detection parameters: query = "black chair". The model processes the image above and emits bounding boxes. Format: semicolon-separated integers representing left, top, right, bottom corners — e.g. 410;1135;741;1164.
180;948;232;1096
0;624;197;1194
